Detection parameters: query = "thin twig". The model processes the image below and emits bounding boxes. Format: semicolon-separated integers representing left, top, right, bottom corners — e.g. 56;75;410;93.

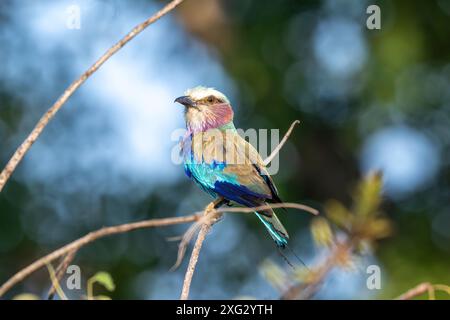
178;201;318;300
216;202;318;216
172;198;225;270
0;201;315;298
45;263;68;300
179;198;229;300
180;214;216;300
0;0;185;192
396;282;450;300
397;282;434;300
264;120;300;166
47;249;77;300
0;214;199;298
172;202;318;271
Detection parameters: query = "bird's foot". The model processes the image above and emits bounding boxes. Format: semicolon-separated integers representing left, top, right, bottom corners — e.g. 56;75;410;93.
204;197;226;213
203;197;226;225
204;201;216;214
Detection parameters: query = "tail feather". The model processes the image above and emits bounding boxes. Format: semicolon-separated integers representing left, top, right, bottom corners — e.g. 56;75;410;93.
254;207;289;248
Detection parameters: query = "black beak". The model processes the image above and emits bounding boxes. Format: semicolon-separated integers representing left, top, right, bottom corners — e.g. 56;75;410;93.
174;96;196;107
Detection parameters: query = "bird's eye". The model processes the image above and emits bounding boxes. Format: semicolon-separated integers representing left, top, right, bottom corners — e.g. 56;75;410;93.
207;96;214;103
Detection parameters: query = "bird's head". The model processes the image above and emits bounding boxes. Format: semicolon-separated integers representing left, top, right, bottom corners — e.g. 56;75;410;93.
175;86;234;133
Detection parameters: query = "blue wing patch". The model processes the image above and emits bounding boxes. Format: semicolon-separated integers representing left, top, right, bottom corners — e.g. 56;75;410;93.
213;180;266;207
184;164;192;178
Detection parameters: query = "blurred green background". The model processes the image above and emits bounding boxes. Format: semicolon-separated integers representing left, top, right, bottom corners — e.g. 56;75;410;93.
0;0;449;299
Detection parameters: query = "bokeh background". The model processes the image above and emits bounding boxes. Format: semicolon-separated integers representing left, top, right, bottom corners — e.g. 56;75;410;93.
0;0;449;299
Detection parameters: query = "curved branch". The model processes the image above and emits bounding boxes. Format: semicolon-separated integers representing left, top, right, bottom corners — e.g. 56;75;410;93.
178;201;318;300
396;282;450;300
217;202;318;216
0;0;185;192
0;214;199;298
264;120;300;166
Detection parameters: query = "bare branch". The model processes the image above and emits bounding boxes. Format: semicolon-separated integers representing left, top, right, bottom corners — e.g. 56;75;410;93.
172;202;318;271
396;282;450;300
0;0;185;192
216;202;318;216
0;214;199;298
47;249;77;300
397;282;434;300
178;201;318;300
180;215;215;300
264;120;300;166
0;199;315;299
179;198;226;300
45;263;68;300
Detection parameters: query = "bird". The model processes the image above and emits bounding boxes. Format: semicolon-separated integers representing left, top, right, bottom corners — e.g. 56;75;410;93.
175;86;289;248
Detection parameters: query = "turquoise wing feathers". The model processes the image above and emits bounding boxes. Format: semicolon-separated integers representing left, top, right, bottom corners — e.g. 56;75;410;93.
182;127;289;247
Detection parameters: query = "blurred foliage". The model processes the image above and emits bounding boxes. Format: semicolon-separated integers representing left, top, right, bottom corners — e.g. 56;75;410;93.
325;171;392;243
261;172;394;299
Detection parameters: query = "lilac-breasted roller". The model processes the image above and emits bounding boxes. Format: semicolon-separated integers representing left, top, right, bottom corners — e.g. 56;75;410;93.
175;86;289;247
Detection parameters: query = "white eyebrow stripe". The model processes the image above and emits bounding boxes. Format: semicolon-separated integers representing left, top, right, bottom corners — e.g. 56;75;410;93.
184;86;229;103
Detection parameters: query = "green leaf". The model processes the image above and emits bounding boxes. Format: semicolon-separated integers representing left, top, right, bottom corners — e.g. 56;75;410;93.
325;200;352;230
259;260;288;291
94;295;112;300
353;171;383;217
89;271;115;292
311;217;334;247
13;293;40;300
